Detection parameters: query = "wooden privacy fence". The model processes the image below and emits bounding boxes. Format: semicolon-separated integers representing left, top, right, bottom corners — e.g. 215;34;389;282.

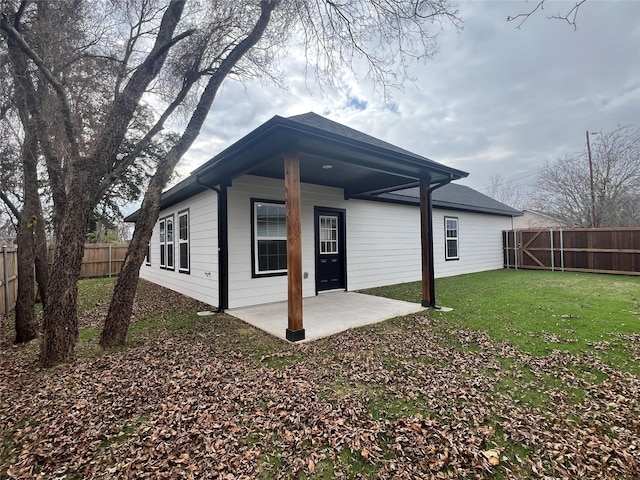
503;228;640;276
48;243;129;279
1;245;18;317
1;243;128;316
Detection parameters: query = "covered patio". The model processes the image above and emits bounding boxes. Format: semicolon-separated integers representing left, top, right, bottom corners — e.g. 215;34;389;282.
194;113;468;342
227;291;426;343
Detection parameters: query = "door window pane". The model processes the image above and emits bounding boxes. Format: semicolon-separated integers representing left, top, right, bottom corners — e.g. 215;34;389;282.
319;215;338;254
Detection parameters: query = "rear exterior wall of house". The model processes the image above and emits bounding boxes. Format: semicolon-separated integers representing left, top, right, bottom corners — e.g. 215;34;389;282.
139;189;219;307
139;175;513;309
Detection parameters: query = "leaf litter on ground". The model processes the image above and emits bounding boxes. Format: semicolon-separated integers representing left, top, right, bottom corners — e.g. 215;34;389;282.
0;280;638;479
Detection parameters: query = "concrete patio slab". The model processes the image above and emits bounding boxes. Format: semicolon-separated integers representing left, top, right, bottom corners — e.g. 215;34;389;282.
226;291;426;342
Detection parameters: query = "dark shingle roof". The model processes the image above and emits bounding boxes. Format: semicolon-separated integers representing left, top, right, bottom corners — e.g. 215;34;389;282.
287;112;437;165
379;183;522;217
126;113;511;221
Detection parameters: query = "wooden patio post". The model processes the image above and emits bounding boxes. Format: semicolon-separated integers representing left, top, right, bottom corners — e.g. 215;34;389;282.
419;176;435;307
284;152;305;341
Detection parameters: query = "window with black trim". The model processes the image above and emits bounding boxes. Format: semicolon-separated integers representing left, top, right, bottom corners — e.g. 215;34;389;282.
159;219;166;267
178;209;189;273
166;215;174;270
445;216;459;260
145;244;151;266
252;199;287;276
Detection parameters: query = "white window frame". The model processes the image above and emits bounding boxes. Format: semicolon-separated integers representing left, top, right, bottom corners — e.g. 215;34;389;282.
165;214;174;270
445;216;459;261
178;209;189;273
253;200;287;276
159;218;166;268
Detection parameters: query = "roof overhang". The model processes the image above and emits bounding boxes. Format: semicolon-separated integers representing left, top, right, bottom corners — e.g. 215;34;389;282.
195;115;467;195
126;115;468;222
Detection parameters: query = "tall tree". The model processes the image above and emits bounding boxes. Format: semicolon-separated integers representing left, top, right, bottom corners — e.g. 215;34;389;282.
485;174;528;210
533;126;640;227
1;0;462;364
0;65;48;343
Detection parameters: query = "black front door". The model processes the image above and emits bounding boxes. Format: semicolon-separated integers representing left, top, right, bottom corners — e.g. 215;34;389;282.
315;207;346;292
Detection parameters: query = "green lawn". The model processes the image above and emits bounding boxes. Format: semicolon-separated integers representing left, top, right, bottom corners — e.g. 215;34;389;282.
1;270;638;479
362;269;640;373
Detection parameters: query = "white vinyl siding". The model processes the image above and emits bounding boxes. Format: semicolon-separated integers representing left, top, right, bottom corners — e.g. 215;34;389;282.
141;174;514;310
346;199;421;290
433;211;512;278
224;175;513;308
227;176;344;308
140;190;218;307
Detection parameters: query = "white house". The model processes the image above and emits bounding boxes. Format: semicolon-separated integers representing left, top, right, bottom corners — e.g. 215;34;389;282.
127;113;521;341
513;209;570;229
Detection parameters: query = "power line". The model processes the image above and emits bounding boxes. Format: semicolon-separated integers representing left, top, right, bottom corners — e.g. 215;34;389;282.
476;168;540;192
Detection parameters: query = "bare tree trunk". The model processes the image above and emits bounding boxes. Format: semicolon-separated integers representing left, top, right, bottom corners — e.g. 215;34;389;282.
99;175;166;347
14;222;37;343
34;2;188;366
100;0;277;348
33;202;48;307
41;182;92;367
13;84;42;344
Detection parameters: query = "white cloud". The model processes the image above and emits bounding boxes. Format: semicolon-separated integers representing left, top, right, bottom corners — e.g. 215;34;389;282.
172;0;639;200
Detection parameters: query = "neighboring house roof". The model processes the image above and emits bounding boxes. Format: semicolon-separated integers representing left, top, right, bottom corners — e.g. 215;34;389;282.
374;184;523;217
513;209;569;228
128;113;518;221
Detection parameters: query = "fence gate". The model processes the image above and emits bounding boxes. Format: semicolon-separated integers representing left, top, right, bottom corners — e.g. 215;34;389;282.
503;228;640;276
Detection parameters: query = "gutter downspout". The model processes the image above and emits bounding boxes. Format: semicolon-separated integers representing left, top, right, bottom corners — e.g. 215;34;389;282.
426;175;454;309
195;177;228;312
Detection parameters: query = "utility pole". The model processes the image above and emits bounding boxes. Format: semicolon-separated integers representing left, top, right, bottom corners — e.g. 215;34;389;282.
586;130;597;228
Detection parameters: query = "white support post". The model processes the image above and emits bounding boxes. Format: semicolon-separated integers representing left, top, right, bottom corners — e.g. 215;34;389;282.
560;229;565;272
550;229;555;271
2;245;9;317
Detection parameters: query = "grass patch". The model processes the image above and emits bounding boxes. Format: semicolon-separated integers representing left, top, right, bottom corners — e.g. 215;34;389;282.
362;270;640;371
0;416;34;468
99;416;148;449
76;277;116;314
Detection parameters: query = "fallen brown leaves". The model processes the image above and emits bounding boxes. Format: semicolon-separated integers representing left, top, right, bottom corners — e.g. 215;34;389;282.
1;283;638;479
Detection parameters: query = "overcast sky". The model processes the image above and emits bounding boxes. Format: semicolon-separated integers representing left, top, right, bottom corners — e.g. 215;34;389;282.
175;0;640;197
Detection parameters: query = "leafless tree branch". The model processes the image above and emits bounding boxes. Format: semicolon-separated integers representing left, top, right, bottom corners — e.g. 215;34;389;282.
507;0;588;30
0;15;82;163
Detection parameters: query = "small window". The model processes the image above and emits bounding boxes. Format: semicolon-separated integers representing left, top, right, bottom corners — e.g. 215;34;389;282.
319;215;338;254
252;200;287;276
445;216;459;260
159;219;166;267
145;244;151;266
166;215;174;270
178;210;189;273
